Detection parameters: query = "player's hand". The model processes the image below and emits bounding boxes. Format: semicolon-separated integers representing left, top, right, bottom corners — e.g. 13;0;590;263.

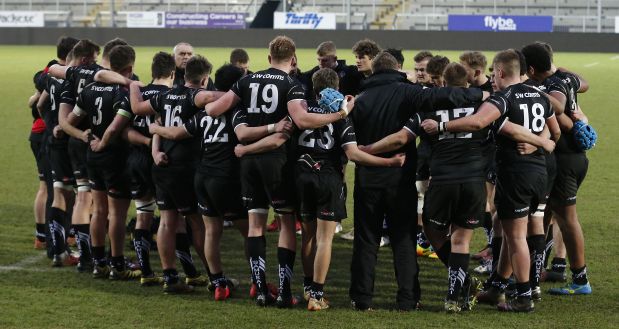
153;151;168;166
570;107;587;123
343;95;355;115
274;119;293;134
542;139;556;153
517;142;538;155
80;129;91;143
52;125;64;139
234;144;246;158
148;122;161;135
89;135;103;152
421;119;439;135
389;153;406;167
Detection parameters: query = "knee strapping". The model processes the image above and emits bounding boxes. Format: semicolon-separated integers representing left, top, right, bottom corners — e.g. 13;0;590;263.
135;199;157;214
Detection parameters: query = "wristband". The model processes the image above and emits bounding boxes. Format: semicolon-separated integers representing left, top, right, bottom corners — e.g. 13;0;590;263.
338;110;346;119
267;123;275;134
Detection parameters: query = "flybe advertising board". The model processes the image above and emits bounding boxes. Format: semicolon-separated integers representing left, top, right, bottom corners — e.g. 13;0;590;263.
448;15;553;32
274;12;336;30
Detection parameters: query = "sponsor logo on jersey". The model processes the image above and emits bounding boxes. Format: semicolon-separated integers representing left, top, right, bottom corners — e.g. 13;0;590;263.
251;73;285;80
515;92;541;99
90;85;114;92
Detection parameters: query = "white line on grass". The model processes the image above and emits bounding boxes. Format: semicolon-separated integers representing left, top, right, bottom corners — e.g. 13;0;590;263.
611;55;619;60
0;253;47;272
584;62;599;67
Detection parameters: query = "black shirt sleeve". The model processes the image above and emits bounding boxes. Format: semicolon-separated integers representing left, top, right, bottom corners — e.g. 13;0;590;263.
183;113;200;137
337;117;357;147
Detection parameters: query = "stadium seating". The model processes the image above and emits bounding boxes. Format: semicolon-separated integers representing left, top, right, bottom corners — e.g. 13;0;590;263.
1;0;616;32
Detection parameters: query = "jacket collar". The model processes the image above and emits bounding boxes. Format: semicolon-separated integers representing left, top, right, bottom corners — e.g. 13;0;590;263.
360;69;410;91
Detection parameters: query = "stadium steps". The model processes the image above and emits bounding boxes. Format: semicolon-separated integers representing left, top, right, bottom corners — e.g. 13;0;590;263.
369;0;404;30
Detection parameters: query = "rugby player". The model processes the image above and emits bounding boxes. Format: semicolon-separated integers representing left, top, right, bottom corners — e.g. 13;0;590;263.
205;36;354;307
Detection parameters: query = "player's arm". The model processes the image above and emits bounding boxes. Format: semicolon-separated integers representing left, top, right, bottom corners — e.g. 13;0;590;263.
343;144;406;167
151;133;168;166
547;90;566;115
62;104;89;142
36;90;50;118
129;81;157;116
235;117;293;143
48;64;68;79
359;128;415;155
28;91;41;108
148;121;191;140
498;120;555;153
422;102;501;135
288;97;354;130
412;86;484;114
194;90;225;108
570;104;589;124
122;126;151;147
95;70;133;86
546;115;561;143
234;133;290;157
557;67;589;93
91;113;131;152
204;90;240;117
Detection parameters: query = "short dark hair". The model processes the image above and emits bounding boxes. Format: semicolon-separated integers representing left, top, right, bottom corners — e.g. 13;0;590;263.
352;39;381;59
535;41;554;62
312;68;339;95
72;39;100;60
371;51;398;72
230;48;249;64
214;64;244;92
426;55;450;76
413;51;433;63
109;45;135;72
443;63;468;87
521;43;551;73
385;48;404;66
185;55;213;85
493;49;521;77
102;38;128;59
56;36;79;61
151;52;175;80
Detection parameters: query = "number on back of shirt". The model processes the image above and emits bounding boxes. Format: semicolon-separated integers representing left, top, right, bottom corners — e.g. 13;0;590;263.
298;124;335;150
50;85;56;112
92;96;103;125
164;104;182;127
519;103;545;133
200;116;229;143
436;107;474;140
248;83;279;114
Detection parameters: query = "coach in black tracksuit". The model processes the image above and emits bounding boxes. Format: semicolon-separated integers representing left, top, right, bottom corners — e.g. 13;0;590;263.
348;52;484;311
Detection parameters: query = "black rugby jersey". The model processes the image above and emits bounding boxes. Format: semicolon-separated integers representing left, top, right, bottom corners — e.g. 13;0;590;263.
230;68;305;156
293;100;356;170
76;82;131;159
149;85;203;164
61;63;103;106
184;110;238;177
132;84;169;137
406;104;487;184
44;76;70;143
487;83;553;173
550;70;584;153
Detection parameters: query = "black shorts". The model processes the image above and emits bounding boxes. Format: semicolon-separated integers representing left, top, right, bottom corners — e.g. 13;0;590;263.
48;139;75;187
416;140;431;181
127;147;154;199
194;171;245;219
68;137;88;181
495;171;547;220
152;164;197;215
550;152;588;206
483;143;497;185
29;132;46;181
295;166;346;222
422;181;486;230
239;155;294;213
545;151;557;201
87;152;131;199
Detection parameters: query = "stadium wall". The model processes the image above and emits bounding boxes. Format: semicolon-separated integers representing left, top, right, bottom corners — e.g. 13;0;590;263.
2;28;619;52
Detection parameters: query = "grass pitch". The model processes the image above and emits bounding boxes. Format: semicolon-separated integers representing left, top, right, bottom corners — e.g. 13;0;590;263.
0;45;618;328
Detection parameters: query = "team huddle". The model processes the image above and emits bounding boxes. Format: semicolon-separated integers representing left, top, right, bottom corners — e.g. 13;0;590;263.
27;35;594;313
